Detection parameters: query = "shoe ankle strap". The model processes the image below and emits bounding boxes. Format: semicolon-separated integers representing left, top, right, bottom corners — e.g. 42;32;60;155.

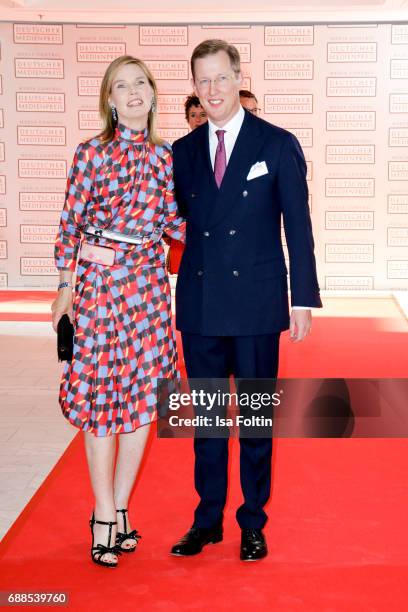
116;508;129;533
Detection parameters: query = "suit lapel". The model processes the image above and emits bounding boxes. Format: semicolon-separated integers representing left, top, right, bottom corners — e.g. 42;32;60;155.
188;123;218;229
207;112;266;229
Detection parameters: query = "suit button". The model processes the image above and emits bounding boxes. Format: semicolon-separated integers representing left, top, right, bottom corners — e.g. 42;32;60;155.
191;193;196;198
233;270;239;277
229;229;236;236
203;231;210;237
197;270;203;276
242;190;248;197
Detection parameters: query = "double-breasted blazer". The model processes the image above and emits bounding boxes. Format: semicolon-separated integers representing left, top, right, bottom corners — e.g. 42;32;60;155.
172;109;322;336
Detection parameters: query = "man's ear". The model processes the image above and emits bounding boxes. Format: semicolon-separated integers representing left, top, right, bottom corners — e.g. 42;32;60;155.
191;77;197;95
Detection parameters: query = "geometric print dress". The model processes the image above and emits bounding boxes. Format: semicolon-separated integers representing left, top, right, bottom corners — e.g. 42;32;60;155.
54;123;185;437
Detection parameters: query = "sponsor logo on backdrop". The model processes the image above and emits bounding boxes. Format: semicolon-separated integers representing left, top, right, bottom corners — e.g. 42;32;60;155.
264;94;313;114
389;128;408;147
20;225;58;244
306;161;313;181
15;58;64;79
326;111;376;130
20;257;57;275
76;43;126;62
77;76;102;96
284;127;313;147
16;92;65;112
0;208;6;227
389;162;408;181
389;94;408;113
326;145;375;164
0;273;7;287
0;240;7;258
388;227;408;247
0;142;4;162
17;126;66;146
388;194;408;214
327;42;377;62
146;61;189;80
18;160;66;179
264;60;313;80
390;59;408;79
325;178;375;198
326;77;376;97
0;109;3;128
392;25;408;44
229;43;251;63
325;211;374;230
139;26;188;46
158;94;189;114
264;25;314;45
0;175;5;194
387;260;408;278
326;276;374;290
157;128;188;143
325;243;374;263
19;192;65;212
13;23;63;44
78;110;102;131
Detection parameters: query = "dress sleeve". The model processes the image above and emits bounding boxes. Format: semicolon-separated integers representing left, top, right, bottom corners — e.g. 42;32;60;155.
162;145;186;243
54;142;96;271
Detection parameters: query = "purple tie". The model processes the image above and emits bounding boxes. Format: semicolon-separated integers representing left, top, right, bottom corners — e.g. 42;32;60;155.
214;129;226;188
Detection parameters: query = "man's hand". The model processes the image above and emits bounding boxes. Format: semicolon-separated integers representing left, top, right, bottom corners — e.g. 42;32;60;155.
289;309;312;342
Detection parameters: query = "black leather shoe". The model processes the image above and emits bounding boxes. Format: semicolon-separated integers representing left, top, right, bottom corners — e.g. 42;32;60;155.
171;526;223;556
240;528;267;561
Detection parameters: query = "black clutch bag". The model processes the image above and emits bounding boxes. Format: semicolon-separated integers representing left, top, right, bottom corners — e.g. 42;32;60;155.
57;314;74;362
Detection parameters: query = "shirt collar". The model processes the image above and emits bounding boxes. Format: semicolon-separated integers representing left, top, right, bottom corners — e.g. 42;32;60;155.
208;105;245;139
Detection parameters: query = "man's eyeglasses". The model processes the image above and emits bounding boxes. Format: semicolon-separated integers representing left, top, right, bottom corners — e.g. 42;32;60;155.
195;73;237;91
247;107;261;115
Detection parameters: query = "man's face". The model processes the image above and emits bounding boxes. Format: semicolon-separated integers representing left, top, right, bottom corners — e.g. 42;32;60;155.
192;50;242;127
240;96;259;115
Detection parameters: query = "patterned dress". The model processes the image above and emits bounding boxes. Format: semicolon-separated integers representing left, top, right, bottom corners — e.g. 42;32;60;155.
55;123;185;437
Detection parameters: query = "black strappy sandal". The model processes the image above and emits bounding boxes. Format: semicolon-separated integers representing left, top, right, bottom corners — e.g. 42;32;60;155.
116;508;142;553
89;513;122;567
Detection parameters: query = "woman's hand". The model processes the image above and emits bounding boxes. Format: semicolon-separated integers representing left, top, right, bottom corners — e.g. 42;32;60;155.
51;287;74;332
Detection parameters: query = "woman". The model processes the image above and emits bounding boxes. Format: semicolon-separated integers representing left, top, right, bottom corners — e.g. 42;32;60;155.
52;55;185;568
165;94;206;275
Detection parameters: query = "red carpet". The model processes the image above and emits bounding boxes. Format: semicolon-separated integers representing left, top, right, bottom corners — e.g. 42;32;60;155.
0;302;408;611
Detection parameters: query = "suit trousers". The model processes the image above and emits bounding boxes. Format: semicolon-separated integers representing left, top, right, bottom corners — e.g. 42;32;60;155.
181;332;280;529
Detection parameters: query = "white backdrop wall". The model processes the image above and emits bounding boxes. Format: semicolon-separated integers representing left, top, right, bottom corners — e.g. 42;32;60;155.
0;22;407;290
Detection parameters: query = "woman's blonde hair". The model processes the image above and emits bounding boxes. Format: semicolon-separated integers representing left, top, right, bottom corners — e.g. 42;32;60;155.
98;55;162;145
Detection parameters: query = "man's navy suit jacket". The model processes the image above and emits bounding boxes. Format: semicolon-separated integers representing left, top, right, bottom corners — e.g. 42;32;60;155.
172;109;322;337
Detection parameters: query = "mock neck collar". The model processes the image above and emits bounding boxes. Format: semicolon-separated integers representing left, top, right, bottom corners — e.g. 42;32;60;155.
116;122;148;144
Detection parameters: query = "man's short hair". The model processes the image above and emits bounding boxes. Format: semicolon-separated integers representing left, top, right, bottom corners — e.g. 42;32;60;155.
184;94;202;120
239;89;258;104
191;39;241;80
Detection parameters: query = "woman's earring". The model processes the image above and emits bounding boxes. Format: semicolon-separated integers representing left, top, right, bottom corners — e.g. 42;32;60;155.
151;99;156;113
111;105;118;123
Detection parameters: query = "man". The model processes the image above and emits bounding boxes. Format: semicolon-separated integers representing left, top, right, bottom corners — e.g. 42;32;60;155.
171;40;322;561
239;89;260;115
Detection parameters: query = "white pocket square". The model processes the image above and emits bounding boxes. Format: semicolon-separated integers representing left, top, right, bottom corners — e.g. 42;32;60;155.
247;161;268;181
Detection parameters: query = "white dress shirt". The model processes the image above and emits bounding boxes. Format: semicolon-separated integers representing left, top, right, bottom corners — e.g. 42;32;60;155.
207;106;309;311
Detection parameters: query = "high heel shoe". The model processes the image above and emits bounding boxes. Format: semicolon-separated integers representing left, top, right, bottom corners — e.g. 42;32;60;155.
89;512;122;567
116;508;141;553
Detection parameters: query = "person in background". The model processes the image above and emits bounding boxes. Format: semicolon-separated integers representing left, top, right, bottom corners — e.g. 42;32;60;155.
239;89;260;115
185;93;208;130
52;55;184;568
165;94;208;275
